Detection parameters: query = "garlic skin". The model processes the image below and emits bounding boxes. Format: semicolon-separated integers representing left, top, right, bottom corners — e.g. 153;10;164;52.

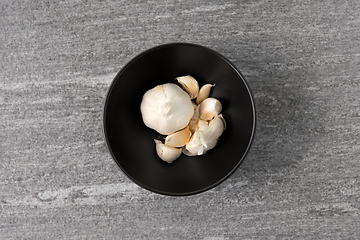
140;83;194;135
176;75;199;99
165;127;191;148
199;97;222;121
154;139;182;163
196;84;214;104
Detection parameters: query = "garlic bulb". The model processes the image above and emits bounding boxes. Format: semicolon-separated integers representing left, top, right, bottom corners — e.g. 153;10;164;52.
199;97;222;121
196;84;214;104
165;127;191;148
154;139;182;163
176;75;199;99
140;83;194;135
142;79;226;162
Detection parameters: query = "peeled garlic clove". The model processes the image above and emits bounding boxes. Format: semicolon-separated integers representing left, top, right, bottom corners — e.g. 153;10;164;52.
196;84;215;104
140;83;194;135
199;97;222;121
203;114;226;151
176;75;199;99
182;129;207;156
165;127;191;148
154;139;182;163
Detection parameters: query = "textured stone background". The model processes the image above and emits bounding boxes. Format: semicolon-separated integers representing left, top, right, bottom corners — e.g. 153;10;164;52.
1;0;360;239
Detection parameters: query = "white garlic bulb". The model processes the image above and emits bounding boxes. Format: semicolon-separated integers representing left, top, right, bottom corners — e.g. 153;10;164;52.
165;127;191;148
141;79;226;162
199;97;222;121
154;139;182;163
176;75;199;99
140;83;194;135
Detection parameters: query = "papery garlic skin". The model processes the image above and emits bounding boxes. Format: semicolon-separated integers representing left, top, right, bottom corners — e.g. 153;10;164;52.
176;75;199;99
165;127;191;148
196;84;214;104
199;97;222;121
154;139;182;163
140;83;194;135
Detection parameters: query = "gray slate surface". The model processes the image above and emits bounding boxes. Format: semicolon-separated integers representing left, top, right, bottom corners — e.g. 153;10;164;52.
1;0;359;239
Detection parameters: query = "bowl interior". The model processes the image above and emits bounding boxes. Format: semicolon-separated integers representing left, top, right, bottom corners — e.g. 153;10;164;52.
103;43;255;196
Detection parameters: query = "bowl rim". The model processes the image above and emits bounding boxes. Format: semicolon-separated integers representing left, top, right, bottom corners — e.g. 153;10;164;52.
102;42;256;196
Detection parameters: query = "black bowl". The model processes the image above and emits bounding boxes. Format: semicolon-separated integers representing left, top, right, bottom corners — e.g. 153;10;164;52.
103;43;255;196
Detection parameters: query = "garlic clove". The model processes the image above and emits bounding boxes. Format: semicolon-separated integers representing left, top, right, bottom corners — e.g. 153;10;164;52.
199;97;222;121
182;129;208;156
196;84;215;104
154;139;182;163
203;114;226;151
197;119;209;132
208;113;227;129
165;127;191;148
140;83;194;135
183;119;209;156
176;75;199;99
